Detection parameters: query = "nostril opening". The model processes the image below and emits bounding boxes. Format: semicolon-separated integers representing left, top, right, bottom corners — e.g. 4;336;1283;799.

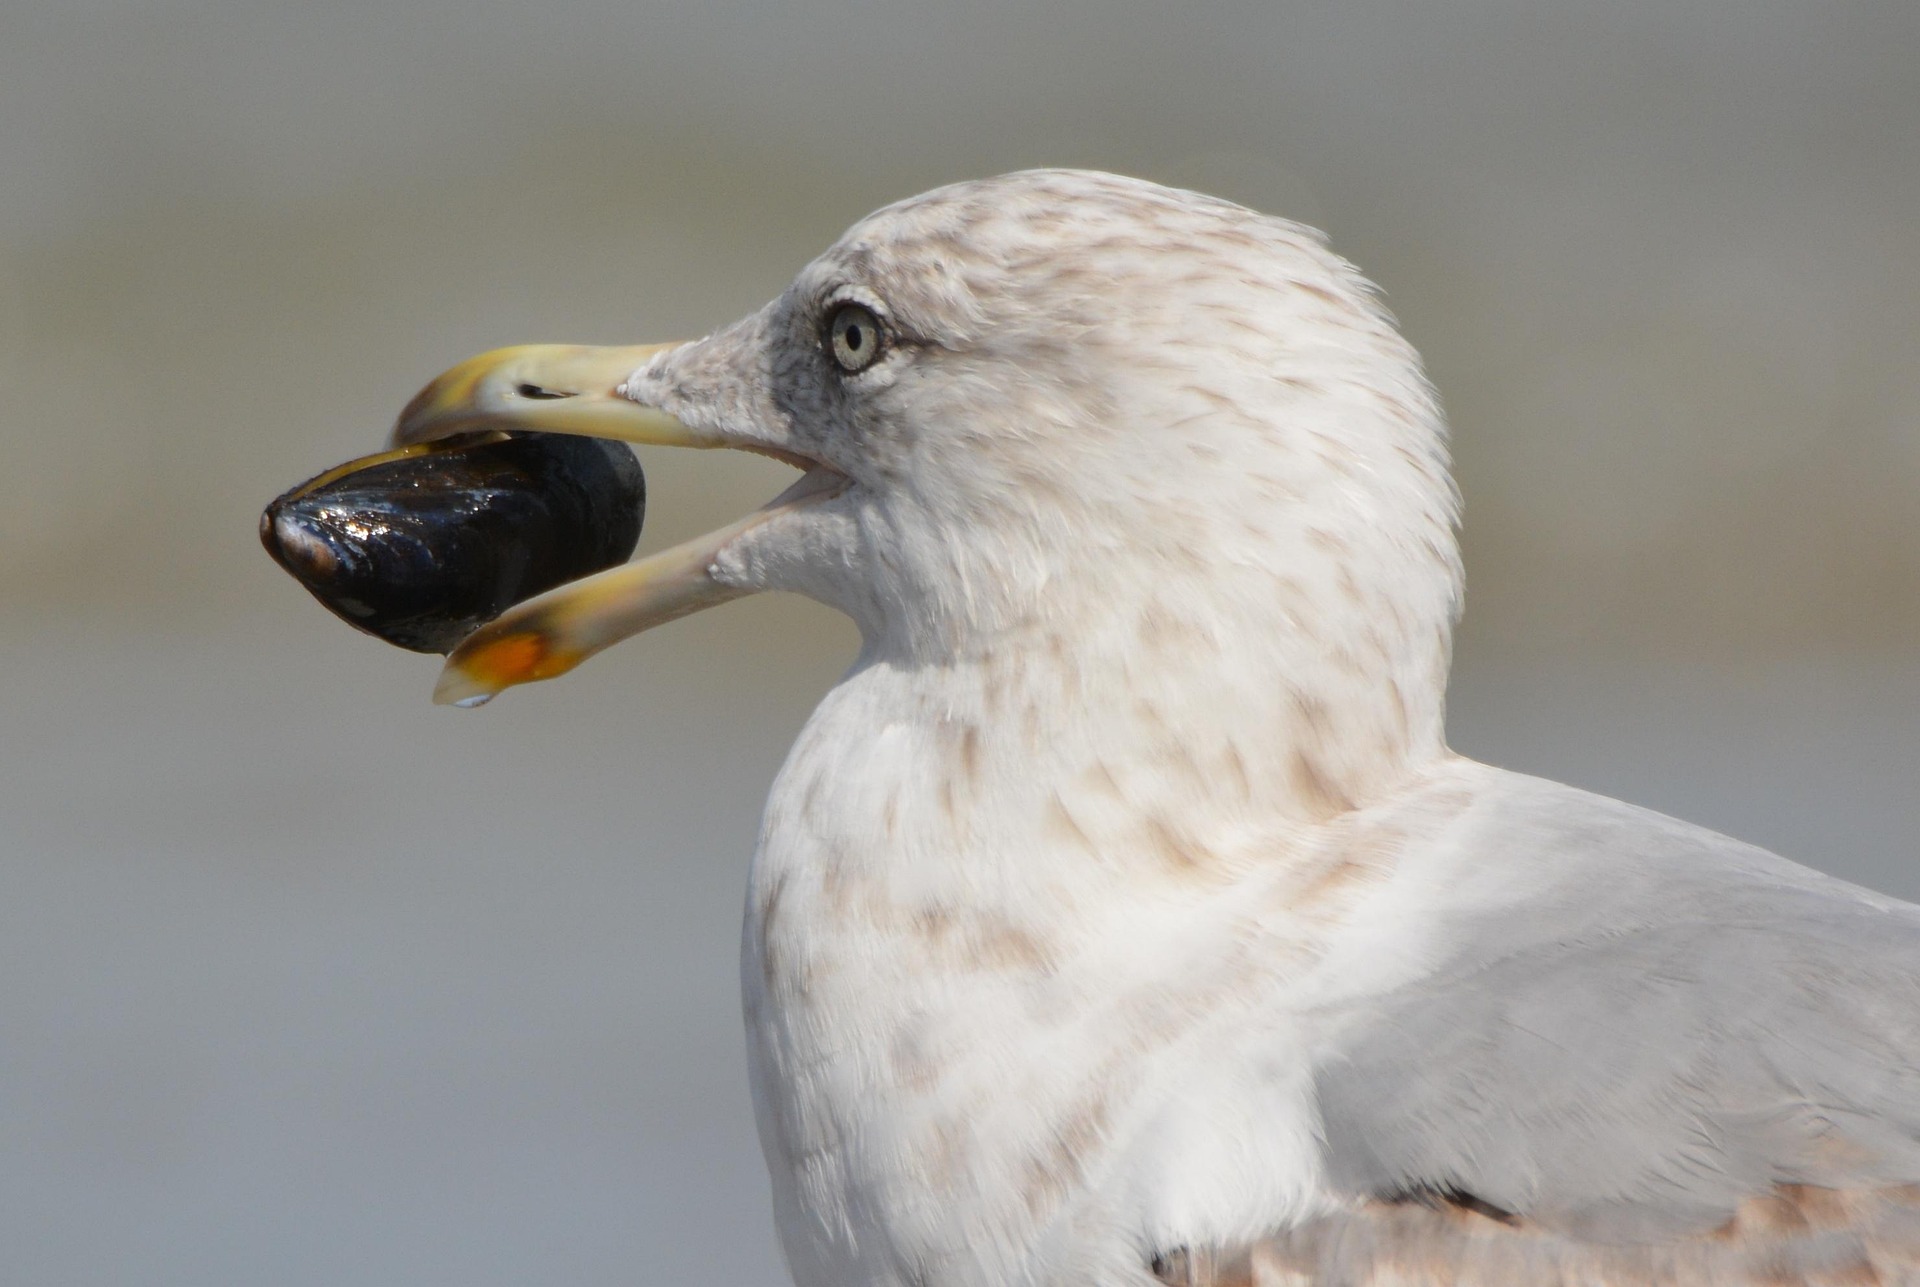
516;383;570;400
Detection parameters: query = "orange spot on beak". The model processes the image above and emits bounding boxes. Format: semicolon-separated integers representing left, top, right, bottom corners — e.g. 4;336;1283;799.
463;631;578;690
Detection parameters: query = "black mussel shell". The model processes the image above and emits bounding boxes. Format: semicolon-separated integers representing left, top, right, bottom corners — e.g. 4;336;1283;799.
261;432;645;654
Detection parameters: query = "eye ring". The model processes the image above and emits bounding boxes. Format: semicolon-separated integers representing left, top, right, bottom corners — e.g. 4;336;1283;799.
826;302;886;374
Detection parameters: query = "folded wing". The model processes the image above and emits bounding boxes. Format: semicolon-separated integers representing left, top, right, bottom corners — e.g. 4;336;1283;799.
1155;778;1920;1284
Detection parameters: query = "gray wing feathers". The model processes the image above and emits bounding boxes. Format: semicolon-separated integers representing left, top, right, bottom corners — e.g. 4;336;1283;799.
1317;911;1920;1239
1310;779;1920;1242
1150;775;1920;1282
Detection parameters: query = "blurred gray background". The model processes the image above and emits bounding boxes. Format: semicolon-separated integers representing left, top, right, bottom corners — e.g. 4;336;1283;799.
3;1;1917;1283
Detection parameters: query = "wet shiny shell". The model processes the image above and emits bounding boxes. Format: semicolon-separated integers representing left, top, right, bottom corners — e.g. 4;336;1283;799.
261;432;645;654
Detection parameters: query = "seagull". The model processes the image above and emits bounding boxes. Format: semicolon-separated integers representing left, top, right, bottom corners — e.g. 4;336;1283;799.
386;170;1920;1285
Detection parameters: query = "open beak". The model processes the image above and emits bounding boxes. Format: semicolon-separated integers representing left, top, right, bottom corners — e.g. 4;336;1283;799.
390;343;842;706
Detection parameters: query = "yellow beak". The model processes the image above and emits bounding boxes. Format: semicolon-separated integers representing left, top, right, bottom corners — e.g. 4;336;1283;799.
390;343;708;449
387;342;841;707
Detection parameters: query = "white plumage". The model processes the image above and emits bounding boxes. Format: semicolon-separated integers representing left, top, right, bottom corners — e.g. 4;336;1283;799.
404;170;1920;1285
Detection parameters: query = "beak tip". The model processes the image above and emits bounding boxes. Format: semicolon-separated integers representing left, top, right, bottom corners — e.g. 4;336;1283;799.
436;627;566;705
433;669;500;707
391;343;699;448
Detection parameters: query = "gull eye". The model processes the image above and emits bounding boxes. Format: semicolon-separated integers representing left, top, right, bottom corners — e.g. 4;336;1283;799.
826;302;885;373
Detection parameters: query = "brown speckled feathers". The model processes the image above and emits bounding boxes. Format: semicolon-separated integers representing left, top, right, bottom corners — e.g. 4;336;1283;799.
1154;1184;1920;1285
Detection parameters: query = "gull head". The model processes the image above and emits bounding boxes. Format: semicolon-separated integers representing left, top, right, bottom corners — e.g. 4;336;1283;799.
395;169;1463;785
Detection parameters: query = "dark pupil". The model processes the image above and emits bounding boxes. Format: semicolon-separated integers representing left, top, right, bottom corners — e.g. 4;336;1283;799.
844;322;864;351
